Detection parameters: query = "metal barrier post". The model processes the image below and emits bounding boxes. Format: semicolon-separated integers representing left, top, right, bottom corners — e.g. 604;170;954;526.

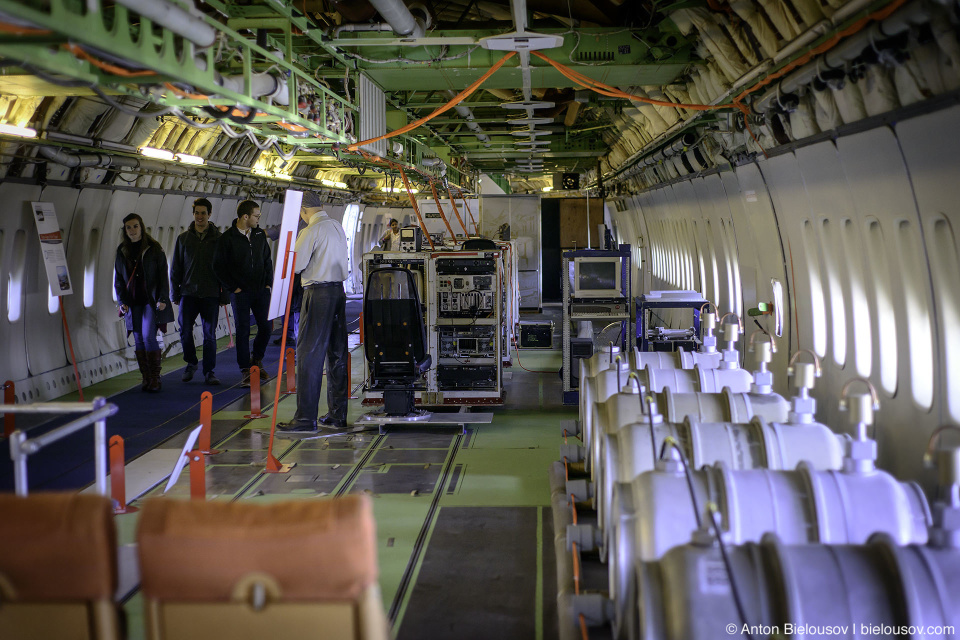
244;366;266;419
3;380;14;437
10;430;28;496
188;450;206;500
285;348;296;394
93;396;108;496
198;391;221;454
109;435;138;514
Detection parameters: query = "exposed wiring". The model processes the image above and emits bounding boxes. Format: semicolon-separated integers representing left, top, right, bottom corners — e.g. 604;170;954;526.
63;43;158;77
91;86;175;117
657;436;703;529
707;504;756;640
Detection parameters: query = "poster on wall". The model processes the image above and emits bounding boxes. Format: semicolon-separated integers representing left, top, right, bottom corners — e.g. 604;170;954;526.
268;189;304;320
30;201;73;296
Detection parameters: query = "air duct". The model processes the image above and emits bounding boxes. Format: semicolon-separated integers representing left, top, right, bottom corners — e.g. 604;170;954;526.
445;90;490;147
368;0;428;38
113;0;216;48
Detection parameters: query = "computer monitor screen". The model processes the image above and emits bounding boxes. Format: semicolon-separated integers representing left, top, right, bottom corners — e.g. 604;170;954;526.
578;261;617;290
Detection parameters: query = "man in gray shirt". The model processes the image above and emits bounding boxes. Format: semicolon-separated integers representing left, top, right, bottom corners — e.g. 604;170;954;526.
277;191;349;433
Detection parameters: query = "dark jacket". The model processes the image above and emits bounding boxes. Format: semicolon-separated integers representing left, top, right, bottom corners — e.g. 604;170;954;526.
114;241;175;331
170;223;223;301
212;220;274;294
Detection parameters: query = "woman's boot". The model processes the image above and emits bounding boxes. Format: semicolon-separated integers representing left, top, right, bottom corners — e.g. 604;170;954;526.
135;349;149;391
146;350;163;392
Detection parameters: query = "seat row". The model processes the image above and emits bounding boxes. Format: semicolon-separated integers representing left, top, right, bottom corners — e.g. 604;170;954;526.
0;493;388;640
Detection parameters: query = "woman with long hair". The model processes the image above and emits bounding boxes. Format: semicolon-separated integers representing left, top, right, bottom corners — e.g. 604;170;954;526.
114;213;174;392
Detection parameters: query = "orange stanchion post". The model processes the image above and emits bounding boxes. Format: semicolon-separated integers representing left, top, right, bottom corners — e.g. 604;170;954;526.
188;450;206;500
60;306;85;402
266;236;297;474
223;305;235;348
244;366;266;418
198;391;221;454
284;348;296;394
109;435;138;514
3;380;14;438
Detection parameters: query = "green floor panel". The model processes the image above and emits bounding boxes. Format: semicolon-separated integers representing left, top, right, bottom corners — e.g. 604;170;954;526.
440;448;558;507
467;410;572;449
370;495;436;609
123;592;146;640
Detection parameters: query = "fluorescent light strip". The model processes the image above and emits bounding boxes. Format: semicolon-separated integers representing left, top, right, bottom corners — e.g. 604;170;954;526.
176;153;205;165
139;146;174;160
0;123;37;138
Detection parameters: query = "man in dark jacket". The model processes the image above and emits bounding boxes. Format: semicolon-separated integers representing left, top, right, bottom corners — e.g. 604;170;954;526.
212;200;274;387
171;198;223;385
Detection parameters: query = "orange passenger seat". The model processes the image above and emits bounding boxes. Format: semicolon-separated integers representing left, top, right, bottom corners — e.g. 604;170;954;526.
137;495;389;639
0;493;120;640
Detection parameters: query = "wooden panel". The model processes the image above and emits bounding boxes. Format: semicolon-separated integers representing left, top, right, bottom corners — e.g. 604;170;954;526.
558;198;604;248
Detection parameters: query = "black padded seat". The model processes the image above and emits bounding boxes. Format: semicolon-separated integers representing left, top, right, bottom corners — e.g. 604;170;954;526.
363;268;431;415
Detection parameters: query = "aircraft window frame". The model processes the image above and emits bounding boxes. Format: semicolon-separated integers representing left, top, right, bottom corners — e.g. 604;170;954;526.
897;219;934;411
47;284;59;314
801;220;827;358
929;216;959;420
819;218;847;368
842;219;872;378
7;230;27;323
865;219;897;395
84;229;99;308
771;278;784;338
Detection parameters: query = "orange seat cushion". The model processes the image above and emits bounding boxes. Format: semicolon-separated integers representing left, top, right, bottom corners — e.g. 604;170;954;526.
0;493;117;600
137;495;377;602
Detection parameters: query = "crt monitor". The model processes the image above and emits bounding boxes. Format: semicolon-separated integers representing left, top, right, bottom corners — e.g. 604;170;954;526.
572;256;622;298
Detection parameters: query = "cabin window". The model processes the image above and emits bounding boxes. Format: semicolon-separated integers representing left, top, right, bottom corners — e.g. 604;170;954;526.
842;219;871;377
341;204;362;292
7;230;27;323
48;285;59;314
705;220;720;306
801;220;827;358
819;219;846;367
865;220;897;395
897;220;934;410
771;278;784;337
83;229;99;308
930;217;959;420
693;220;707;296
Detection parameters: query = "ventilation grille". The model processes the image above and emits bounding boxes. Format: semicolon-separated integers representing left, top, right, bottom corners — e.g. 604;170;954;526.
359;74;386;157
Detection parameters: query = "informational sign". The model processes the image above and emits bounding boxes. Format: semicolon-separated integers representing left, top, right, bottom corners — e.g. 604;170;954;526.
30;201;73;296
163;424;203;494
268;189;304;320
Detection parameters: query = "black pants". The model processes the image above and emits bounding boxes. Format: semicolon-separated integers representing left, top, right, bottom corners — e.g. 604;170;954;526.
293;284;348;423
230;288;272;370
179;296;220;374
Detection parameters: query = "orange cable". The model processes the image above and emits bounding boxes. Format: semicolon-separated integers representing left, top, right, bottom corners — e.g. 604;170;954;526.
347;51;517;151
398;167;436;250
164;82;209;100
457;190;479;234
63;43;157;77
563;456;569;482
0;21;51;35
429;181;458;241
571;541;581;595
445;184;470;237
570;494;578;525
579;613;590;640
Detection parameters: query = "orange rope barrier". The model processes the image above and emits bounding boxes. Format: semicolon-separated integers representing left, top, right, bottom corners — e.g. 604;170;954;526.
0;21;51;35
347;51;517;151
445;184;470;237
457;190;478;235
398;167;436;250
64;43;157;77
429;181;458;241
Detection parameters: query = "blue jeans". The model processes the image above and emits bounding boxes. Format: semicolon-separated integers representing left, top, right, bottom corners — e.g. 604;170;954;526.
230;288;272;370
294;284;348;423
179;296;220;374
131;304;159;350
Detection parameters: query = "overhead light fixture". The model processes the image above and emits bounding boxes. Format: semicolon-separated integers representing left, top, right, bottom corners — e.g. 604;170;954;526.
321;179;348;189
139;146;174;161
542;186;553;192
0;123;37;138
273;173;292;181
380;186;417;194
176;153;205;165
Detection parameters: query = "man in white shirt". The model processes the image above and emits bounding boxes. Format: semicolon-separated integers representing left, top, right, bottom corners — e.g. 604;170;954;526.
277;191;349;433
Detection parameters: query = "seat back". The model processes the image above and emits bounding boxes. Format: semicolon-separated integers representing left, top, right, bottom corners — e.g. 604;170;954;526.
0;493;120;640
363;268;430;385
137;495;388;640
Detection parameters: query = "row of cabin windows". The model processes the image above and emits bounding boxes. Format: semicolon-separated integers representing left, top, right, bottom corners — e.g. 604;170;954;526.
648;213;956;418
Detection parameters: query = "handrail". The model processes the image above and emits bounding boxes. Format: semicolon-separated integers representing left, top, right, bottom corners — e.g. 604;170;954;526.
7;397;118;497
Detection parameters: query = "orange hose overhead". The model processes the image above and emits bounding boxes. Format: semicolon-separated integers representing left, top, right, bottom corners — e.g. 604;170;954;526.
64;43;157;77
445;185;470;237
398;167;435;250
429;181;458;241
347;51;517;151
0;21;51;35
454;190;478;235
